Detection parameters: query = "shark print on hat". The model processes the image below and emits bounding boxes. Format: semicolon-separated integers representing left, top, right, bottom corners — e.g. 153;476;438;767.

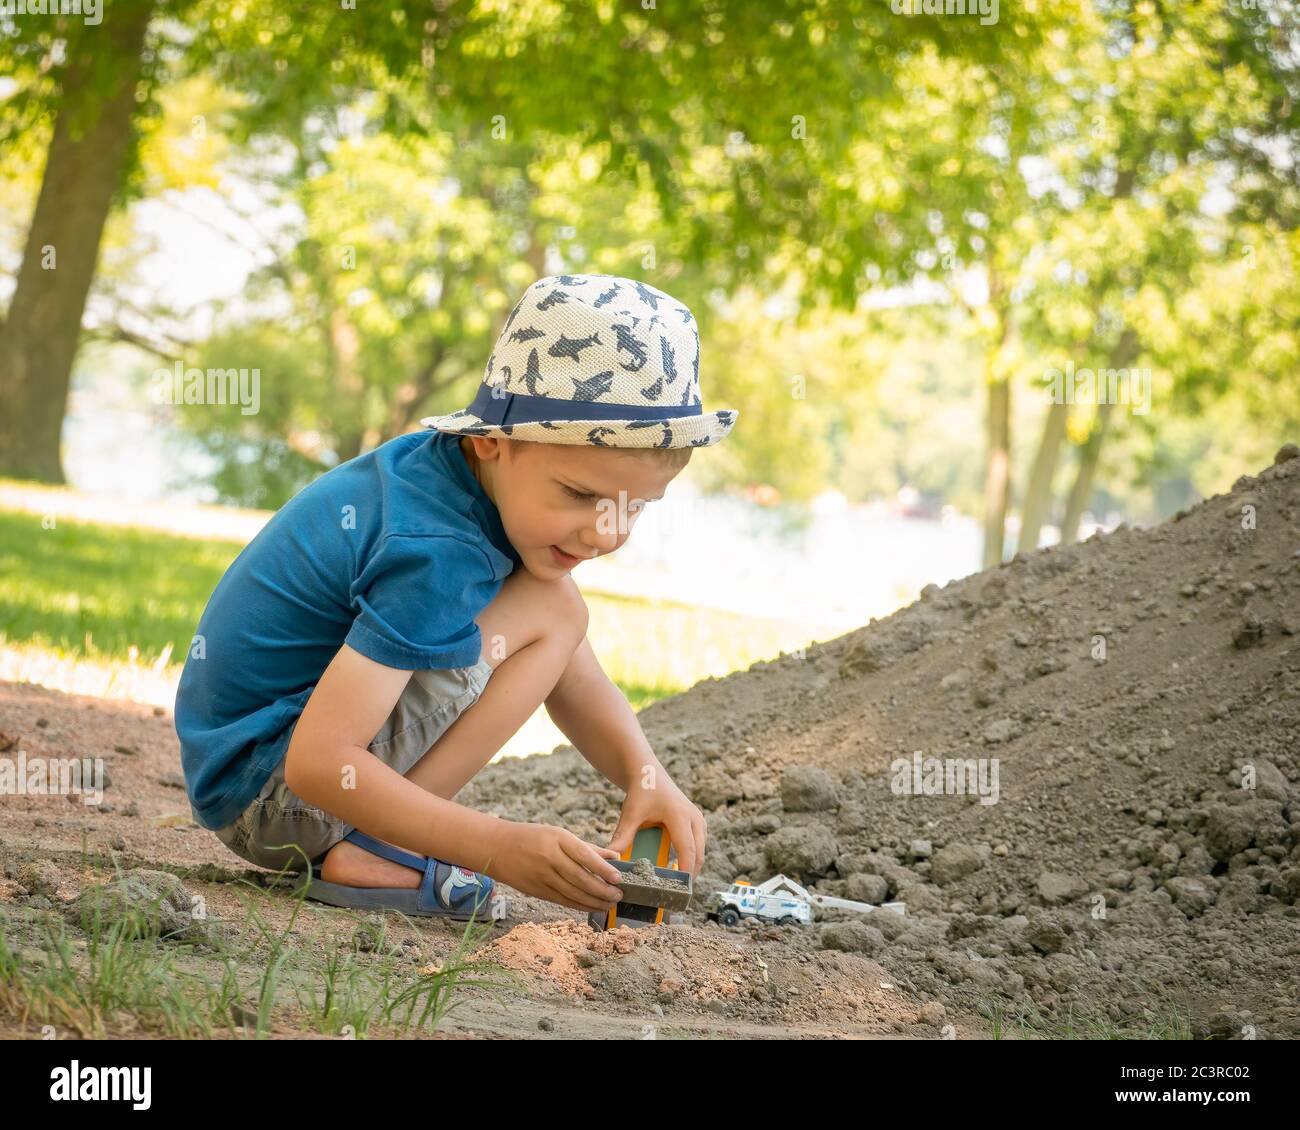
549;332;603;363
612;322;649;371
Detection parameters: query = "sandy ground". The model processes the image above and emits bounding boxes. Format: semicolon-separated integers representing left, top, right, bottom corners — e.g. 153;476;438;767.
3;443;1299;1039
0;684;954;1039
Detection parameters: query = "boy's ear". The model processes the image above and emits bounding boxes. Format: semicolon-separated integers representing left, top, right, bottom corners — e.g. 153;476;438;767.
469;434;508;463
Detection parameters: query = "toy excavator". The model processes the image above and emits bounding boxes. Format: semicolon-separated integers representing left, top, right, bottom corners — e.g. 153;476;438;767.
703;873;906;928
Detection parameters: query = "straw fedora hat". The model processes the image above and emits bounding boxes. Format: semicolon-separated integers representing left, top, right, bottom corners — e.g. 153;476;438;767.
422;273;738;448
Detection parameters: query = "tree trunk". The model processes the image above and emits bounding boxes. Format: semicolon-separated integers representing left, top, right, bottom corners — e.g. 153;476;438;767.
982;372;1012;567
1060;402;1111;544
386;345;451;436
981;277;1019;569
1060;328;1141;544
0;1;155;482
1017;398;1071;553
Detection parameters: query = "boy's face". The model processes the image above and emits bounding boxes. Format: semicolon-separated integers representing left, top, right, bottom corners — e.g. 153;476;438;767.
459;436;682;579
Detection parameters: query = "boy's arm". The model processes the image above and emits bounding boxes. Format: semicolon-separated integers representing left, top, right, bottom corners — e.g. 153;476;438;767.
283;643;626;910
283;644;507;873
543;635;661;791
544;636;708;874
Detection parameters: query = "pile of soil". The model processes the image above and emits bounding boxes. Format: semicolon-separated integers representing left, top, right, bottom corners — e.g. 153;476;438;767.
461;443;1300;1038
3;444;1297;1038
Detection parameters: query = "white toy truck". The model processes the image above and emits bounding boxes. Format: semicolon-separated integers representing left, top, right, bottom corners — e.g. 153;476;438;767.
704;874;906;927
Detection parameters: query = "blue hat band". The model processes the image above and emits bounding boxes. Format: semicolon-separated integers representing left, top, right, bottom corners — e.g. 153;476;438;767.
468;381;702;426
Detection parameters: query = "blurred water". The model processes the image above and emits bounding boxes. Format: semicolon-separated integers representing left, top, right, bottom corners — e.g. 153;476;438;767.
581;482;983;633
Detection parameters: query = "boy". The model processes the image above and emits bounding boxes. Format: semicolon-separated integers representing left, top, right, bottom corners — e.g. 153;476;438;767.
175;273;738;921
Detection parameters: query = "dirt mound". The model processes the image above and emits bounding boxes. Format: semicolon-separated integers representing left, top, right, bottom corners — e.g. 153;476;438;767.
464;443;1300;1038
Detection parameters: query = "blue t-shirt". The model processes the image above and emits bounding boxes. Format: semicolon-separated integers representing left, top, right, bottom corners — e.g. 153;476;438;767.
175;429;522;831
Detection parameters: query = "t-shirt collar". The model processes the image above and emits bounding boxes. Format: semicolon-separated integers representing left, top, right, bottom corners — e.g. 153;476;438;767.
437;432;521;566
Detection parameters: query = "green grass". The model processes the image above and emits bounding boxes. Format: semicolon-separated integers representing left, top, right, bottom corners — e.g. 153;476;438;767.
981;998;1201;1040
0;508;239;666
0;504;816;710
0;845;514;1039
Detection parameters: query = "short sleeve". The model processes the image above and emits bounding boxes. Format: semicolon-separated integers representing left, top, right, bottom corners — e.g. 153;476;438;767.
345;533;492;670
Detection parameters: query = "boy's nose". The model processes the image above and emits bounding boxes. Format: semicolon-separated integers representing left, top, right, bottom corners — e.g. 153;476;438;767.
581;525;626;557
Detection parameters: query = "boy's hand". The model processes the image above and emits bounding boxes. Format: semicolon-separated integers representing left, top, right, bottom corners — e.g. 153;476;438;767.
608;770;708;880
492;821;626;913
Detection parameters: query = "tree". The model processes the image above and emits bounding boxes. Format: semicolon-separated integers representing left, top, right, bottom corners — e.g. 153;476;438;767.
0;0;159;482
0;0;1035;483
1020;0;1300;545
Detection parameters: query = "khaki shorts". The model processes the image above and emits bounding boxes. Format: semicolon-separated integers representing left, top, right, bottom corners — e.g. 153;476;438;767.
213;656;493;873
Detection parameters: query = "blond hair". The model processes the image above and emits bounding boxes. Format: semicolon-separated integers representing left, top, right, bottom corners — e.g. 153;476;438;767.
508;438;693;473
615;445;694;473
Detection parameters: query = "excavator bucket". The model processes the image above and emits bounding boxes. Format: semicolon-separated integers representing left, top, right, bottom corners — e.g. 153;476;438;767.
587;823;691;931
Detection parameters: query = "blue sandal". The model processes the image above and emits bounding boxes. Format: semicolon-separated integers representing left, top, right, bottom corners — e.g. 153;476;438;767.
293;828;507;922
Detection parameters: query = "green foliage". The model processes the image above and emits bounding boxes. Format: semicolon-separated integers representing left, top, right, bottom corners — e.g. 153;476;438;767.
2;0;1296;520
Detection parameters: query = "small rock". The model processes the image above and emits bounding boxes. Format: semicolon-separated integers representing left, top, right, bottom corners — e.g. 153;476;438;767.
983;718;1022;744
17;860;62;899
844;873;889;904
1204;801;1288;862
819;921;885;955
1024;916;1070;954
764;825;839;878
657;976;684;1002
917;1001;947;1025
1252;759;1291;804
892;882;946;914
1164;877;1215;917
1233;614;1266;649
1036;871;1088;904
779;765;840;812
930;844;991;887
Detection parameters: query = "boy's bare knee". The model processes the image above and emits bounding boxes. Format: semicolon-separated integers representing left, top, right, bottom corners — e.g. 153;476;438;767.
553;575;590;641
480;568;588;655
523;571;588;639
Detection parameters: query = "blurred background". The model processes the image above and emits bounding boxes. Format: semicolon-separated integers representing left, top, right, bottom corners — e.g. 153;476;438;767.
1;0;1297;758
